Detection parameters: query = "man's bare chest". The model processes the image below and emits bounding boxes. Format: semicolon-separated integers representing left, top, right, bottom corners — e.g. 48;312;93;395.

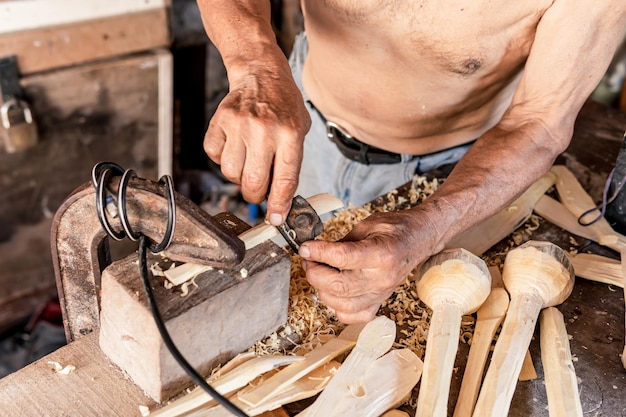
306;0;551;76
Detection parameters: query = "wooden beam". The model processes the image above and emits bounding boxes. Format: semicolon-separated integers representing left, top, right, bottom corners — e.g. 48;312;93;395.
0;0;168;34
0;9;170;75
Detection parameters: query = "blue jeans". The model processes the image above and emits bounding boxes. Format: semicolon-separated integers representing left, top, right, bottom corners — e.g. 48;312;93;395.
290;33;472;207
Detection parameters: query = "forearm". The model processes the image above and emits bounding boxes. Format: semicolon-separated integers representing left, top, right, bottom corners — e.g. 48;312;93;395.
417;117;566;253
197;1;287;82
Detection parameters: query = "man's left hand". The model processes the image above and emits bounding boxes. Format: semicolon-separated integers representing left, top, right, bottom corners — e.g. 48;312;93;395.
299;210;436;323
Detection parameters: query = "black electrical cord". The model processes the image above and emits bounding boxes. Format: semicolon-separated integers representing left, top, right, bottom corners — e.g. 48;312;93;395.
577;167;626;226
92;161;249;417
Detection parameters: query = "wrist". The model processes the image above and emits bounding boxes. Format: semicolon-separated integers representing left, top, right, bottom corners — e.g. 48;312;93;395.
414;196;460;254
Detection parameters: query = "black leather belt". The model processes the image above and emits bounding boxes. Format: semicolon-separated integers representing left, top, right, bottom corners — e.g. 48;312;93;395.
308;101;402;165
325;121;402;165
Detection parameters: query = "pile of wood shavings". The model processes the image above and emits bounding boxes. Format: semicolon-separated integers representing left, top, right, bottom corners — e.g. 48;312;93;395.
250;173;544;362
250;175;443;358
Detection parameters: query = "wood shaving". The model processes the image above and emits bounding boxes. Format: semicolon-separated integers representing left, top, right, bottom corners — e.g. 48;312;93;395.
47;361;75;375
139;405;151;416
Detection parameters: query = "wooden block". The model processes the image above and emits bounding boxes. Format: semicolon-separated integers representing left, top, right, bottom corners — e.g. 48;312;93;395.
0;9;170;75
98;236;291;402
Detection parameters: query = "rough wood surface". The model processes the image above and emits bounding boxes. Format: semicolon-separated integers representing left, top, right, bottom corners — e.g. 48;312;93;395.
0;333;155;417
99;234;291;402
0;9;170;74
540;307;583;417
151;355;303;416
569;252;623;288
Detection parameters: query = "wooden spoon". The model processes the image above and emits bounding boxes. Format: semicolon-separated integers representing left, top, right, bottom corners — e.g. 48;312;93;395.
473;240;575;417
414;248;491;417
298;348;423;417
540;307;583;417
299;316;396;416
452;286;509;417
237;322;365;407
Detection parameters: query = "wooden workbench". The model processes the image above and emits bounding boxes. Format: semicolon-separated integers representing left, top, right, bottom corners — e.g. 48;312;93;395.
1;100;625;416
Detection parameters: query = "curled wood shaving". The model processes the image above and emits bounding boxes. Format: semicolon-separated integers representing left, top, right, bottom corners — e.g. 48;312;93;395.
47;361;76;375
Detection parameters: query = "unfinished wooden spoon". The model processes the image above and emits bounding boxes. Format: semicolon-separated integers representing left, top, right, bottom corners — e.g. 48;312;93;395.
300;316;397;417
237;322;365;407
540;307;583;417
415;248;491;417
298;349;423;417
473;241;574;417
452;286;509;417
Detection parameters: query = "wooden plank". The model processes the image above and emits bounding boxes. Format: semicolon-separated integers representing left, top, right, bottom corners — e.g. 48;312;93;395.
0;50;171;330
0;333;156;417
0;9;170;75
0;0;168;35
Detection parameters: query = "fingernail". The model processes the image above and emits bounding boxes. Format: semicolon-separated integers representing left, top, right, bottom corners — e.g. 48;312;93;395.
299;245;310;258
269;213;283;226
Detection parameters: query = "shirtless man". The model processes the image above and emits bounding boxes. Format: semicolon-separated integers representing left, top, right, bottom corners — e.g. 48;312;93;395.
197;1;626;323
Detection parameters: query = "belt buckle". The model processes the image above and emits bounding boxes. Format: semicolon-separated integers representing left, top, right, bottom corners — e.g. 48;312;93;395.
326;121;370;165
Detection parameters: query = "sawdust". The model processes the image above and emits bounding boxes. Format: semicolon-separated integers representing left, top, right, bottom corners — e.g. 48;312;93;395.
250;173;542;369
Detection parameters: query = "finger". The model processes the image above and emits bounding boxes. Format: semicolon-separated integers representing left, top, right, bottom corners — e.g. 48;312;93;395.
266;133;302;226
315;287;381;323
219;128;247;185
240;139;274;204
334;305;380;324
304;260;375;299
300;239;384;271
203;122;226;165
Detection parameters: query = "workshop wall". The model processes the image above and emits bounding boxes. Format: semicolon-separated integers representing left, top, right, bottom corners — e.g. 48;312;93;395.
0;1;172;348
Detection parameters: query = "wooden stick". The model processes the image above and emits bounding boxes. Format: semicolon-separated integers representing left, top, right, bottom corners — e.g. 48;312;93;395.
300;316;397;417
518;350;538;381
237;322;365;407
452;287;509;417
163;193;344;284
569;253;623;288
183;361;340;417
151;355;304;416
473;241;575;417
540;307;583;417
447;172;556;255
415;249;491;417
298;349;423;417
550;165;626;250
534;195;599;243
239;193;344;250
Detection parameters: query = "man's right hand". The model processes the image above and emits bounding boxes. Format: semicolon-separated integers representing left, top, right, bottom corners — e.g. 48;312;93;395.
204;63;311;226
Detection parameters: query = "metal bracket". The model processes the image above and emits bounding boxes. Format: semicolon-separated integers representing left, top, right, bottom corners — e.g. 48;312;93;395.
0;56;22;102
